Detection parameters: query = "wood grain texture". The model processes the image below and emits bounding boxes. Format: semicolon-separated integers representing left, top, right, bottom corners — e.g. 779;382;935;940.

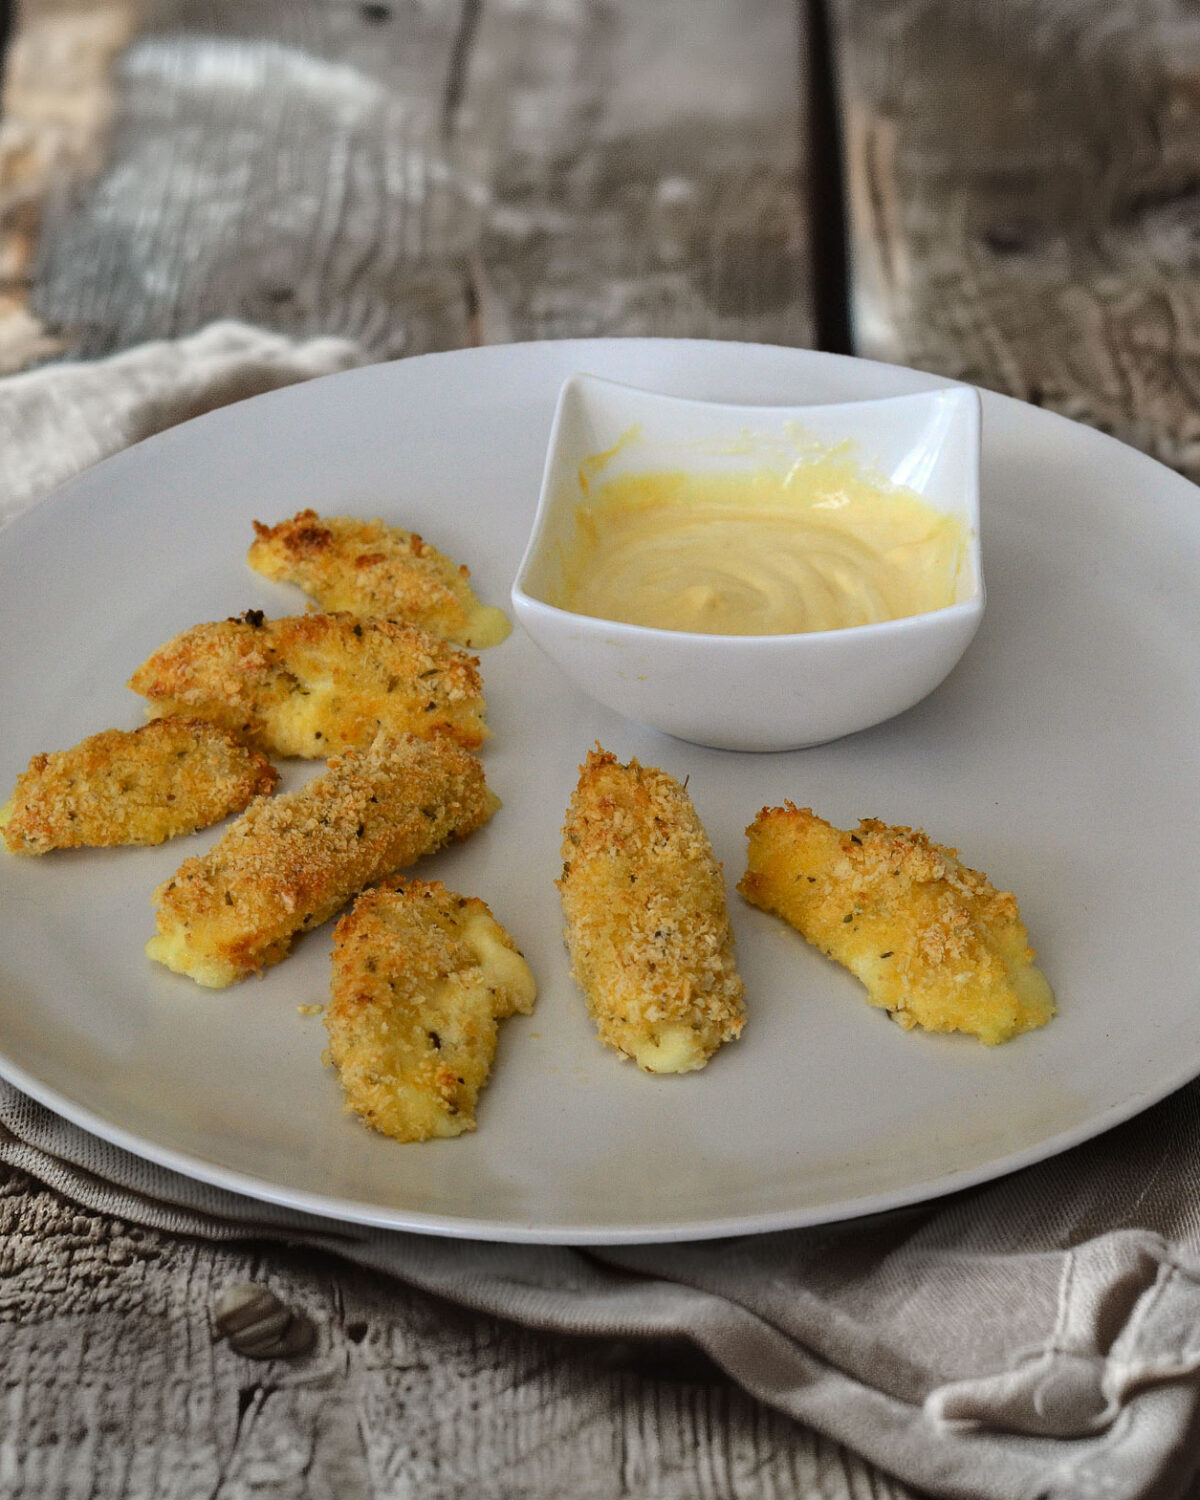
832;0;1200;480
29;0;477;357
0;1165;918;1499
0;0;138;369
17;0;814;361
462;0;813;347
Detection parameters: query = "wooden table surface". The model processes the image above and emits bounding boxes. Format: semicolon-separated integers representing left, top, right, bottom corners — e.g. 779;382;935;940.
3;2;1200;1496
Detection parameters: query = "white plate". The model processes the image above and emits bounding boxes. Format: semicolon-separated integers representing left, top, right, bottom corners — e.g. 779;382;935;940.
2;339;1199;1245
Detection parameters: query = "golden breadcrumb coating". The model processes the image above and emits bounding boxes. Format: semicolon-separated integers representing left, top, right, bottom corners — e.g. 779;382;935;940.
326;877;536;1142
739;804;1055;1046
146;733;497;987
127;609;487;757
1;718;278;854
557;748;745;1074
248;510;511;648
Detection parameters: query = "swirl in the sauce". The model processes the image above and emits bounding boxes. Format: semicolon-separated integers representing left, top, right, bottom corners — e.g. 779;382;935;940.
555;460;968;636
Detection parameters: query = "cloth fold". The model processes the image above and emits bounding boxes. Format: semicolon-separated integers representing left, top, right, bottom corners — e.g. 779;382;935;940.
0;321;363;527
2;324;1199;1500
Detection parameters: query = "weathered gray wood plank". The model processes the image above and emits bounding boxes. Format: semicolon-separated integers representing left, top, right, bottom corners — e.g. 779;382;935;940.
0;0;137;370
831;0;1200;480
13;0;815;361
29;0;477;358
0;1165;918;1499
463;0;813;348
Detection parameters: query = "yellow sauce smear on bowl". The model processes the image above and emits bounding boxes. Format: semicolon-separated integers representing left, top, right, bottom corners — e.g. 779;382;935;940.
556;453;969;636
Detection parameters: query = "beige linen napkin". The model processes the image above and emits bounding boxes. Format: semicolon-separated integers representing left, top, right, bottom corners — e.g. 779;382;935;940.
0;320;364;526
3;325;1200;1500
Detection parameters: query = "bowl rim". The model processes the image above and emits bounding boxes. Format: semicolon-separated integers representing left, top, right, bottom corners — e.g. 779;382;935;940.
541;368;979;417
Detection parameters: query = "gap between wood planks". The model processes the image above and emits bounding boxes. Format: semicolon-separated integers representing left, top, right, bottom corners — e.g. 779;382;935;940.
804;0;853;355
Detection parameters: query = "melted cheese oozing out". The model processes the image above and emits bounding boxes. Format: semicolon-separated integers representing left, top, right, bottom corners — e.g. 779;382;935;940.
145;928;241;989
629;1023;706;1074
458;909;537;1012
271;676;340;753
459;603;512;650
555;457;969;635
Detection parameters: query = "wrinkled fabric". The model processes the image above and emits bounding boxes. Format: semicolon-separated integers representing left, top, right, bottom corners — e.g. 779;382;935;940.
2;327;1200;1500
0;321;362;526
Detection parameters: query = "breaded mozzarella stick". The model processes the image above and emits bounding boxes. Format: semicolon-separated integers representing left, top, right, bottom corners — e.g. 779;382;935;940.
147;734;497;987
557;748;745;1073
739;804;1055;1045
326;878;535;1141
248;510;511;648
1;718;277;853
128;610;487;757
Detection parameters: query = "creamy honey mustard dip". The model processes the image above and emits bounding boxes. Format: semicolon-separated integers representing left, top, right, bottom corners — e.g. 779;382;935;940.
555;449;968;635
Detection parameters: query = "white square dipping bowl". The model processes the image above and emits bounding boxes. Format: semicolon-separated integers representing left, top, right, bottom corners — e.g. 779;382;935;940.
511;375;984;752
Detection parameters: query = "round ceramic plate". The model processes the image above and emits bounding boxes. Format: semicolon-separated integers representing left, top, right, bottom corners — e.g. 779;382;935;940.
2;339;1198;1244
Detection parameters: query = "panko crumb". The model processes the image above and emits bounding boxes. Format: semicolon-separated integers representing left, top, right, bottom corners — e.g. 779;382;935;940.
146;732;497;988
1;717;278;854
296;1003;324;1016
326;877;535;1142
557;747;745;1074
248;510;511;648
739;804;1055;1045
127;610;487;758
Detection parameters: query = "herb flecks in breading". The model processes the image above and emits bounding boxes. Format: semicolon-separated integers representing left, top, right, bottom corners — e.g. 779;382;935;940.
740;804;1054;1046
326;878;535;1141
128;612;487;757
558;748;745;1074
248;510;510;648
1;718;277;853
146;734;497;987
